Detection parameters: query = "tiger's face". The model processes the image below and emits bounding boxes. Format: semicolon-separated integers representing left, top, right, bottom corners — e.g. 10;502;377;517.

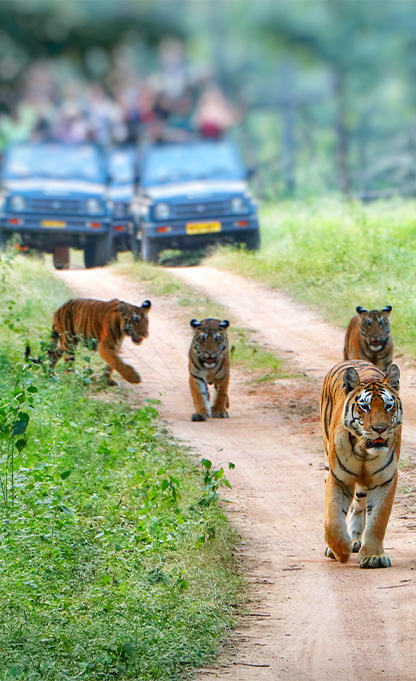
119;300;151;344
342;364;402;454
357;306;392;353
190;318;230;369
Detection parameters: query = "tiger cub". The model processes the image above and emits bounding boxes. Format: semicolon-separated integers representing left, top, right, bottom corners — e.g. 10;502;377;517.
320;360;402;568
189;318;230;421
344;305;393;372
48;297;151;385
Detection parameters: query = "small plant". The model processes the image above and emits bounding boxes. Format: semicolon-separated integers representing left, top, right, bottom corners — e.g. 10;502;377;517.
198;458;235;506
0;365;38;512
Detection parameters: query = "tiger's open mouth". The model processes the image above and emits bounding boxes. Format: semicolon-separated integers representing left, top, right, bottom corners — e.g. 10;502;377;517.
132;336;144;344
367;437;388;448
203;357;217;368
369;340;386;351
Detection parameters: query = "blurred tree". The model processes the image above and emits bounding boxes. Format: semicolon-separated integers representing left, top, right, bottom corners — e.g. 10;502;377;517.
0;0;188;101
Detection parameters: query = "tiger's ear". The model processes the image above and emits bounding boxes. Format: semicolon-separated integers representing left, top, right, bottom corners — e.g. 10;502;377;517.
219;320;230;329
343;367;360;393
356;306;368;315
118;301;129;315
190;319;201;328
386;364;400;391
141;300;151;310
382;305;392;315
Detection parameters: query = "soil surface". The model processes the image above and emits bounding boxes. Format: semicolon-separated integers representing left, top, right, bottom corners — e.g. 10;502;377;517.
56;264;416;681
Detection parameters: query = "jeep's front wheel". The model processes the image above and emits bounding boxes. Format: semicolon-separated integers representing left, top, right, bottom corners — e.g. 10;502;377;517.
53;246;70;270
243;230;260;251
141;234;160;263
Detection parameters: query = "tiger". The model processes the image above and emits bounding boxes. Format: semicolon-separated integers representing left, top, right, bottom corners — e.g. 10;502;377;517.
343;305;393;372
320;359;402;568
47;297;151;385
189;318;230;421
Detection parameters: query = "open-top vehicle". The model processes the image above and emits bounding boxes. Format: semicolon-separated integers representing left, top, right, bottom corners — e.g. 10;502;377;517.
0;143;112;268
132;139;260;262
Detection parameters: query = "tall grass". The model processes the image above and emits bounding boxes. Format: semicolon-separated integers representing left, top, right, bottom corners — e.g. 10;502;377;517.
208;199;416;354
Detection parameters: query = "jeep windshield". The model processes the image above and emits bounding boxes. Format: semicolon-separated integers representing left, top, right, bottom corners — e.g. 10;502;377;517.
3;144;106;183
141;141;245;187
108;148;136;186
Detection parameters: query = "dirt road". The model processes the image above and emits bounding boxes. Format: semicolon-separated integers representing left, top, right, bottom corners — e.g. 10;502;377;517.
56;265;416;681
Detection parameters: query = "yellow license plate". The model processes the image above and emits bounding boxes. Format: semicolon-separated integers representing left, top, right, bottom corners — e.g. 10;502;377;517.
41;220;67;228
186;221;221;235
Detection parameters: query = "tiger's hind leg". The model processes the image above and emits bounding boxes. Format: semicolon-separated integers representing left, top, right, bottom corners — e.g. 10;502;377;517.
48;329;65;370
348;486;367;553
61;334;78;373
189;374;211;421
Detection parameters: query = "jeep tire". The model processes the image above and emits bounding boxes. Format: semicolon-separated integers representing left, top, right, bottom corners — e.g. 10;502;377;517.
84;233;114;268
141;234;160;263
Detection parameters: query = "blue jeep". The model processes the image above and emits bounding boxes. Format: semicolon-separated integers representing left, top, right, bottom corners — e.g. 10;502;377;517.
107;146;138;257
0;143;112;268
132;139;260;262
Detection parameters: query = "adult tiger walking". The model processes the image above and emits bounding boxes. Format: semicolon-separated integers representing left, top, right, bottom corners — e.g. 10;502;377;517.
320;360;402;568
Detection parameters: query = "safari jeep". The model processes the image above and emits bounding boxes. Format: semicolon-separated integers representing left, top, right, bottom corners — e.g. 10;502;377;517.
0;142;112;268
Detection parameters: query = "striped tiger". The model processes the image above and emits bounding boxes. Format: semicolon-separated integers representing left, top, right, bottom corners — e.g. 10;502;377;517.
320;359;402;568
344;305;393;372
48;297;151;385
189;318;230;421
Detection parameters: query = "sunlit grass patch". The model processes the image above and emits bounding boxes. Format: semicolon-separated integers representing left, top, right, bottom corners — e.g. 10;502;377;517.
207;198;416;356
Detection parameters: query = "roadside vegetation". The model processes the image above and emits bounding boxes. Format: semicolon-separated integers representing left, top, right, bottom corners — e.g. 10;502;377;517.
208;199;416;356
0;253;243;681
113;256;291;382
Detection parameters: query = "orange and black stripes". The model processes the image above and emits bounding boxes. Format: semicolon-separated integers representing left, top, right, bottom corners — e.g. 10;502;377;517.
188;318;230;421
48;297;151;385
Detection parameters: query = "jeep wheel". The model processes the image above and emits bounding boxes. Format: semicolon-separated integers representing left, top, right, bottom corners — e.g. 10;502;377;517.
53;246;70;270
0;229;7;249
244;230;260;251
84;233;114;268
141;234;160;263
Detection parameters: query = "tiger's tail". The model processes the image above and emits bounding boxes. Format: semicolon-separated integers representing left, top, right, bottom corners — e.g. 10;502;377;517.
25;326;61;367
24;345;42;365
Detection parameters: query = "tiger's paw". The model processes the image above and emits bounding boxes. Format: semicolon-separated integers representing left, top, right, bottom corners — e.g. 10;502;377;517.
125;370;141;384
324;545;350;562
360;554;391;569
192;413;208;422
107;379;118;387
351;540;362;553
212;411;229;419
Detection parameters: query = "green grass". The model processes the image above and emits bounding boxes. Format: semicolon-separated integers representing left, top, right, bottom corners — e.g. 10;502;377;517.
113;256;290;382
0;254;243;681
207;198;416;356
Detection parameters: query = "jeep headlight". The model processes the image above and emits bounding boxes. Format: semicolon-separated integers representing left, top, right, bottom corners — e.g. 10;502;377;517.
86;198;103;214
154;202;170;220
10;195;26;211
230;196;249;214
